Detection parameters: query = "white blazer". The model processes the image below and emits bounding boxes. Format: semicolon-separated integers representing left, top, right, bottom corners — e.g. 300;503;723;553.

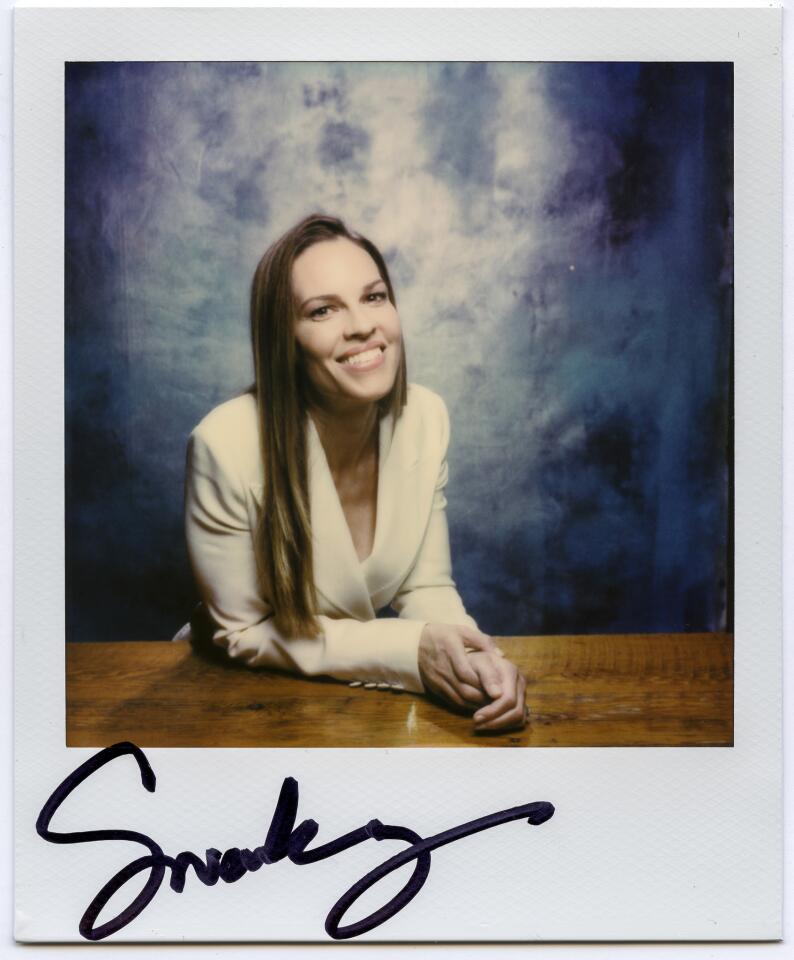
183;382;477;694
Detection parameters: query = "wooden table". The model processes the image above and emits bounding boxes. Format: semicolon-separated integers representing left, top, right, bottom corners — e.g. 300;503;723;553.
66;634;733;748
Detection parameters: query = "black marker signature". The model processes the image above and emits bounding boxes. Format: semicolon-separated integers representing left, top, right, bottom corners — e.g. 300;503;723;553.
36;742;554;941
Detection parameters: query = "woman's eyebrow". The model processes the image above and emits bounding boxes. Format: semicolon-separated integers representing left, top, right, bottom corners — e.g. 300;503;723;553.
299;292;337;310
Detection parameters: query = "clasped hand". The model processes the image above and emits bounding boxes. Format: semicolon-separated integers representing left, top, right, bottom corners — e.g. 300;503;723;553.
418;623;528;732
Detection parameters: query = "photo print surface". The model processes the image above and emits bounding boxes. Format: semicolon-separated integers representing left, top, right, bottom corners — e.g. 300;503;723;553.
14;6;780;945
64;60;733;746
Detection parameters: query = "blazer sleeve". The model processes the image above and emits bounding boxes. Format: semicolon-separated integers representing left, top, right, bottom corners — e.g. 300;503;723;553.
184;423;426;694
390;397;479;631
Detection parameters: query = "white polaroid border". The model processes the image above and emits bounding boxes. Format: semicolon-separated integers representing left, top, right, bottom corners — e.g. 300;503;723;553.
14;7;782;944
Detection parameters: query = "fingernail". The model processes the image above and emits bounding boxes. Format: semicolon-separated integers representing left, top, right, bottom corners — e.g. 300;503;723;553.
474;713;484;723
488;685;502;698
496;648;506;658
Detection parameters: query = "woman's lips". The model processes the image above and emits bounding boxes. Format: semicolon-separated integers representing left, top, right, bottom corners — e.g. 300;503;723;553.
337;345;386;372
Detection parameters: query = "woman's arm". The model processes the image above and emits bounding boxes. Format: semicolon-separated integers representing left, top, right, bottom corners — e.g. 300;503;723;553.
390;394;527;729
185;423;426;693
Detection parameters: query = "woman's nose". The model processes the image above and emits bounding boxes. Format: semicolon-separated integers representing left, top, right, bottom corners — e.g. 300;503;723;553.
344;305;375;338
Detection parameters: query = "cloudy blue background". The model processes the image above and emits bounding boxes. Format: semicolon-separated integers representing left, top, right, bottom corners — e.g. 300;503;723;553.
65;61;732;643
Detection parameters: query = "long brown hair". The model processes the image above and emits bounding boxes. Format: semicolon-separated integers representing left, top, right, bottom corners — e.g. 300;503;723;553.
250;214;408;637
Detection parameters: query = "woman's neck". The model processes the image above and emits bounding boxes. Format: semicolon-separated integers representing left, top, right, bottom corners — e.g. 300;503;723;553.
310;401;379;476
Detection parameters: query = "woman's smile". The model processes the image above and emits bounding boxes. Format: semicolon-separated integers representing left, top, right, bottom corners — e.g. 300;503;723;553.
337;343;387;372
292;237;402;407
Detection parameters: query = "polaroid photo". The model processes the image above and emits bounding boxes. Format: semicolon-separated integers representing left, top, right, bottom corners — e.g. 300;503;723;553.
14;5;782;944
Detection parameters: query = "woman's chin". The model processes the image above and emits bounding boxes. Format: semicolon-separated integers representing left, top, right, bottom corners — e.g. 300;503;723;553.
329;363;398;405
338;381;393;407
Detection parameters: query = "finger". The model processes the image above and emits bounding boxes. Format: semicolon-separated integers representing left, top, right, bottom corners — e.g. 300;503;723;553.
440;661;488;706
457;681;488;705
477;674;528;731
475;677;525;730
473;689;518;726
459;627;506;658
476;656;517;714
431;675;468;709
446;641;484;690
474;702;526;731
472;660;519;725
459;627;496;652
467;652;504;701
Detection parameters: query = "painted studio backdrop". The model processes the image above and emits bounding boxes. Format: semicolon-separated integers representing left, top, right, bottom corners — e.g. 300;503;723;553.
65;62;733;644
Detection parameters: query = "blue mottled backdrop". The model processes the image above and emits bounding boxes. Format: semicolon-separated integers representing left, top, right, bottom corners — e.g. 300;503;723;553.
65;62;732;642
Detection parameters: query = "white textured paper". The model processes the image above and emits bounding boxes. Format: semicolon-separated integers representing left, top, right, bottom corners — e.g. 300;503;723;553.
14;7;782;945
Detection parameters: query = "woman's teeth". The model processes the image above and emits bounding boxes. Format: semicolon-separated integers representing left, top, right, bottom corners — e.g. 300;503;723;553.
340;347;382;366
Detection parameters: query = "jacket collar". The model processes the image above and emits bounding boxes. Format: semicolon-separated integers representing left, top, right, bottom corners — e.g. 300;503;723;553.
307;408;420;617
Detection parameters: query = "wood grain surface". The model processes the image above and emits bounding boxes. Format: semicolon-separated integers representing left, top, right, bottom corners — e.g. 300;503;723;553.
65;633;733;748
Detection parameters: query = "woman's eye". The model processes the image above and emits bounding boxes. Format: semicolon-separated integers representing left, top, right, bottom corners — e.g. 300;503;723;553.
366;291;387;304
309;305;331;319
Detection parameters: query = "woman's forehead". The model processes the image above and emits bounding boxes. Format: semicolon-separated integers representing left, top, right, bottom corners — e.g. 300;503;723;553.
292;237;380;296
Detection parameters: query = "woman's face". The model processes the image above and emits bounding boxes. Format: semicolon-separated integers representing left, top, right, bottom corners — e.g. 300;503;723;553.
292;237;402;410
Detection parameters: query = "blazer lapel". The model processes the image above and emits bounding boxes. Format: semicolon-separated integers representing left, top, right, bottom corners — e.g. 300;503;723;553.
249;408;432;620
307;417;375;619
364;408;425;609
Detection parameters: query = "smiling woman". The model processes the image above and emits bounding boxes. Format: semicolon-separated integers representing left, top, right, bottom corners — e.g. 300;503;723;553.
179;214;528;732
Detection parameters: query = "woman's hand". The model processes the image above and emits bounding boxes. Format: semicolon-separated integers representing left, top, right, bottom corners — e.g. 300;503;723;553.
418;623;505;709
467;651;528;732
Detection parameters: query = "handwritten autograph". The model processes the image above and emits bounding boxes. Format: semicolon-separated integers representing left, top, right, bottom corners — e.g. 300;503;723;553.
36;742;555;941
